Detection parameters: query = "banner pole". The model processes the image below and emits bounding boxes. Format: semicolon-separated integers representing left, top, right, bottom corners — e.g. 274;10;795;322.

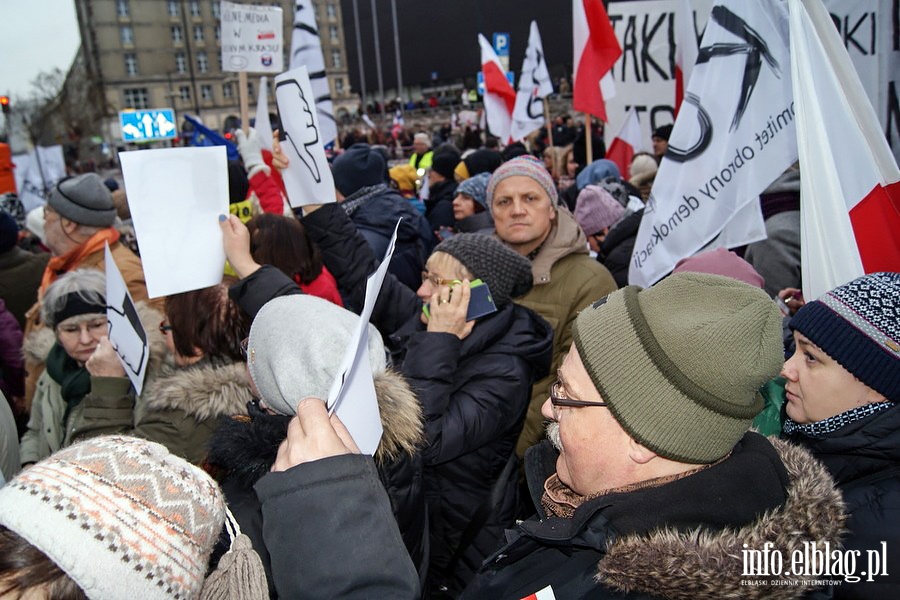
543;98;556;178
585;113;593;165
239;71;250;134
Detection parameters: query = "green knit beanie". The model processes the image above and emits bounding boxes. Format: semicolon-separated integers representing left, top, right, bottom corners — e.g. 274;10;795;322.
573;272;784;464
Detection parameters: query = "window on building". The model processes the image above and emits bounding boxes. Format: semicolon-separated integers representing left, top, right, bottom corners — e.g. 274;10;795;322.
217;53;223;71
123;88;149;109
117;0;129;18
331;49;342;69
335;78;344;94
212;2;221;19
247;81;255;97
201;85;213;102
171;25;183;43
167;0;179;17
190;0;201;17
124;53;138;76
223;83;233;99
197;52;208;73
175;52;187;74
180;86;191;102
215;25;220;41
326;3;336;20
120;26;134;45
329;25;338;42
193;25;204;42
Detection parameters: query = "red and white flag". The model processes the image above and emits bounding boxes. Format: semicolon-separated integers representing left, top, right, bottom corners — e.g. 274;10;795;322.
605;108;642;179
479;34;516;143
789;0;900;299
674;0;699;117
572;0;622;122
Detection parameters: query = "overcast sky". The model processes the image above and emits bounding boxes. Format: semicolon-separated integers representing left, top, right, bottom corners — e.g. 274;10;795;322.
0;0;81;99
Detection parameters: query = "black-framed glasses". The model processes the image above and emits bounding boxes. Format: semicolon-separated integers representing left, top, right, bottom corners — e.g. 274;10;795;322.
159;321;174;334
549;379;608;409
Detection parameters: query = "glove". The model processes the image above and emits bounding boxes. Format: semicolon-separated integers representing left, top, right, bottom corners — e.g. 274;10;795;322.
235;128;267;175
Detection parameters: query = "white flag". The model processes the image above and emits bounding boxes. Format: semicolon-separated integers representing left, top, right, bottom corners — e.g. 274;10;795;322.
629;0;796;287
290;0;337;147
255;76;274;151
511;21;554;143
674;0;700;115
790;0;900;299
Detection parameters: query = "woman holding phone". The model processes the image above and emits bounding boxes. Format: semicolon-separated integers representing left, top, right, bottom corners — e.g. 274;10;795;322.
223;194;553;597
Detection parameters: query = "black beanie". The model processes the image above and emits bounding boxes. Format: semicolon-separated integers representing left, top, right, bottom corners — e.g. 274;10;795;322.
431;143;462;180
228;160;250;204
332;143;387;197
463;149;503;176
0;211;18;253
434;233;533;307
652;124;673;140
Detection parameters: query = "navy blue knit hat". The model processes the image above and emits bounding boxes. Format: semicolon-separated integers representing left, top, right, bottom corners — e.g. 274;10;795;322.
790;272;900;402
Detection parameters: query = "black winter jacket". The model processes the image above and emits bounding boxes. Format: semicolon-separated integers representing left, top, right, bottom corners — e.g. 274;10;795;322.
463;434;845;600
785;403;900;599
340;183;434;295
425;179;458;233
598;208;643;288
301;203;553;595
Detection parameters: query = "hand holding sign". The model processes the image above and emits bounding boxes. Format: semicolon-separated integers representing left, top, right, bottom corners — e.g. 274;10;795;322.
104;244;150;394
85;338;127;378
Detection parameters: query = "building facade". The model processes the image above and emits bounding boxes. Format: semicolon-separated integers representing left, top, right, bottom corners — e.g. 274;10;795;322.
72;0;354;144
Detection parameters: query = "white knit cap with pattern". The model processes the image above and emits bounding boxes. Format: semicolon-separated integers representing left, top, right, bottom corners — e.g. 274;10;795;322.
0;436;225;600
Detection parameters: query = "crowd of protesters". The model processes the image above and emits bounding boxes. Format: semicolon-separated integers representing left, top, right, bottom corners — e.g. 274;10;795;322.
0;106;896;600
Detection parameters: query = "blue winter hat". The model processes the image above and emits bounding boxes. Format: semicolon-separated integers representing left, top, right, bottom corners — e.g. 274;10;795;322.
576;159;621;191
790;272;900;403
455;172;491;209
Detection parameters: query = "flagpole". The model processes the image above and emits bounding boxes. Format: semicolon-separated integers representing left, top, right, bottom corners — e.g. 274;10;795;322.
585;114;593;164
543;98;556;177
238;71;250;134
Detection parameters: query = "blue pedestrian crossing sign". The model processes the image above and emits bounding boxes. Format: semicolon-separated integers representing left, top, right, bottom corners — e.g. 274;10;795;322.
119;109;177;142
476;71;515;97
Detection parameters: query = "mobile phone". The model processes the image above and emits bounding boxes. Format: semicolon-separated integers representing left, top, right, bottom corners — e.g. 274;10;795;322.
421;279;498;321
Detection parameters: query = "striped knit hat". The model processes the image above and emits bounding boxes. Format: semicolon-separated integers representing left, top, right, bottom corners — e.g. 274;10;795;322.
573;272;784;463
486;155;557;213
790;272;900;402
0;436;226;600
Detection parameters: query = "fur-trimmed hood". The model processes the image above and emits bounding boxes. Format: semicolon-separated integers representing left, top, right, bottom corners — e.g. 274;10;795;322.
207;368;423;485
143;358;251;421
597;437;846;599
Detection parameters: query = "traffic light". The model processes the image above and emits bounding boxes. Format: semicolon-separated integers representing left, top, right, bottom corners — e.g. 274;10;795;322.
0;96;9;115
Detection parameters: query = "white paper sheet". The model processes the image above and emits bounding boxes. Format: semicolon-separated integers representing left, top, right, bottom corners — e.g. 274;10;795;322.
104;243;150;395
326;220;401;455
274;66;337;207
119;146;228;298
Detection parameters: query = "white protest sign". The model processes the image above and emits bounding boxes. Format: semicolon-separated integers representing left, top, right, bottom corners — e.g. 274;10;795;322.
104;243;149;395
12;146;67;212
220;1;283;73
120;146;228;298
326;220;401;455
274;65;336;207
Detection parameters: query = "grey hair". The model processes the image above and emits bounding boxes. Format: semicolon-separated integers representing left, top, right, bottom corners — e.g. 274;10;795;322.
41;269;107;329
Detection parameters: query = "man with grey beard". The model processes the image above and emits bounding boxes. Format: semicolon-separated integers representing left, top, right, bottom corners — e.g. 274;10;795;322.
265;272;849;599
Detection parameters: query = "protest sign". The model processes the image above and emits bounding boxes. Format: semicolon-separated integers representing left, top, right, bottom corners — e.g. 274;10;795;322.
220;1;284;73
104;243;149;395
274;66;336;207
120;146;228;298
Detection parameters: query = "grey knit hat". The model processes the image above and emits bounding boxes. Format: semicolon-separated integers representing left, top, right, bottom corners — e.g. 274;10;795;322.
455;172;491;209
486;155;558;213
433;233;533;307
247;295;386;415
572;272;784;464
48;173;117;227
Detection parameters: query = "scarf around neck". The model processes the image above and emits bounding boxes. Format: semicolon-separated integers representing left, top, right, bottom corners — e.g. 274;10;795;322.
783;401;894;438
45;343;91;425
41;227;120;293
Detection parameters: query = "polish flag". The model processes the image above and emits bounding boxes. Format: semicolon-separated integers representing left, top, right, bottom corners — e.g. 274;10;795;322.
789;0;900;299
572;0;622;122
479;34;516;143
605;108;642;179
520;585;557;600
674;0;699;117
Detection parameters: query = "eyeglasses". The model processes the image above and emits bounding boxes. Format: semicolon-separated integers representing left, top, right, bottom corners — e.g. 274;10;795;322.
159;321;174;334
421;270;460;287
240;337;250;359
549;379;608;409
